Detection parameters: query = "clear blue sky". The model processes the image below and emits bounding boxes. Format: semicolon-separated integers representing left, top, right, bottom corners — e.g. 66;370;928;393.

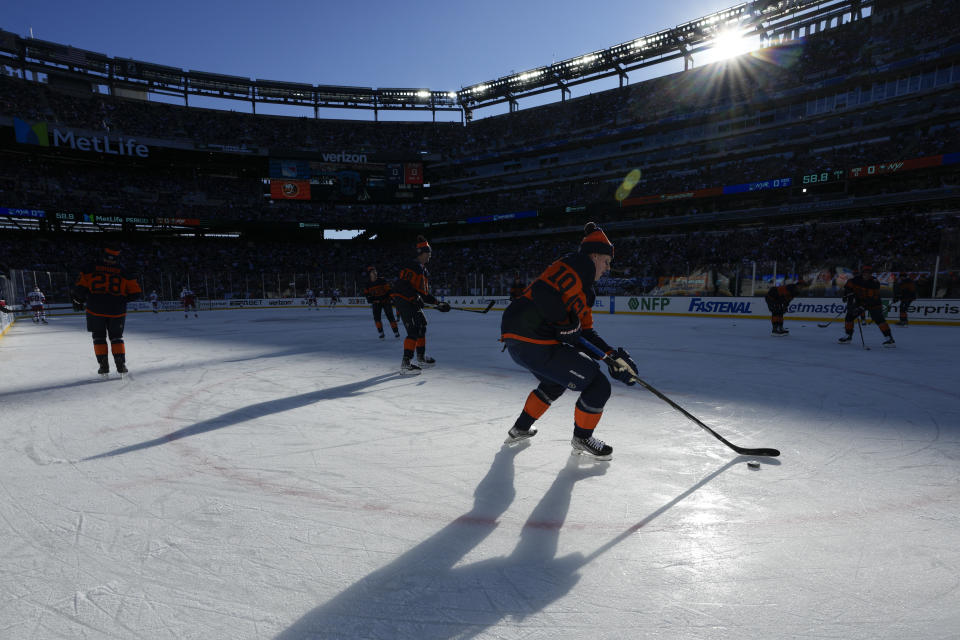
4;0;733;115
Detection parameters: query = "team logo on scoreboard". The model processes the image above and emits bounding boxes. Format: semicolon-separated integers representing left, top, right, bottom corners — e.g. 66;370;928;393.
270;179;311;200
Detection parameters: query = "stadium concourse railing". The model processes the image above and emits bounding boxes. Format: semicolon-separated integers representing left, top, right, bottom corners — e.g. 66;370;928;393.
4;259;957;313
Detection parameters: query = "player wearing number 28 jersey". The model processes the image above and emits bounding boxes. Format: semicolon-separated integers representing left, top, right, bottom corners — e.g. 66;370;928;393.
73;247;142;375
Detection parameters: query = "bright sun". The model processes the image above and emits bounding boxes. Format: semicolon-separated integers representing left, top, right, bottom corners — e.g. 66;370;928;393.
706;28;758;63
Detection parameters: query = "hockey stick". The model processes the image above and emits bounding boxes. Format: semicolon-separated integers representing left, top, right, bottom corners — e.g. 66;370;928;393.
579;338;780;457
856;316;871;350
427;299;496;314
817;309;846;328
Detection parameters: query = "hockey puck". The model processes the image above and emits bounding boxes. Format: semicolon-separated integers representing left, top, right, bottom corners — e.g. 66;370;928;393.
747;461;760;469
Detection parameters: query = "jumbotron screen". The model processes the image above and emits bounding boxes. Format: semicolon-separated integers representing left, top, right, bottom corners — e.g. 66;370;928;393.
268;156;423;204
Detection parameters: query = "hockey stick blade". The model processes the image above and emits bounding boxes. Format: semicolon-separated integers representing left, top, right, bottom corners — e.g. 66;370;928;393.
817;310;846;328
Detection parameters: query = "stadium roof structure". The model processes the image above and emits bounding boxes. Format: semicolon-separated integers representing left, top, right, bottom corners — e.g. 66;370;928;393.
458;0;872;113
0;0;872;120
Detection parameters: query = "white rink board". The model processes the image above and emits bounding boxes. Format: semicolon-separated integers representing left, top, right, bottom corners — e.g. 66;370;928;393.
36;296;960;326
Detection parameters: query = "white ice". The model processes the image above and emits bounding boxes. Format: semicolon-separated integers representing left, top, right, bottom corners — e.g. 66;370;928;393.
1;307;958;640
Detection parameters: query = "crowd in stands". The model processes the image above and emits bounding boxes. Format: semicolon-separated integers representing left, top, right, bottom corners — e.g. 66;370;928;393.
1;0;958;230
2;212;957;301
3;1;960;304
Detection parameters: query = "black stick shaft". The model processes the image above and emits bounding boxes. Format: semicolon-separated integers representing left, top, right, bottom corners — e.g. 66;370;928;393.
427;300;495;314
579;338;780;457
857;316;868;349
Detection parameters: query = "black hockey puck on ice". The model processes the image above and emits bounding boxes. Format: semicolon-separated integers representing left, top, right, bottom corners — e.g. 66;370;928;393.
747;461;760;469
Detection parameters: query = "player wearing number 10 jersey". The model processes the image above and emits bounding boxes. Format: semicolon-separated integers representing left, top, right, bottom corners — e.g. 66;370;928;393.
73;247;142;376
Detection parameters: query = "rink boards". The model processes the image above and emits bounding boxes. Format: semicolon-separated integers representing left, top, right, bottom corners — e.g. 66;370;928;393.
10;296;960;326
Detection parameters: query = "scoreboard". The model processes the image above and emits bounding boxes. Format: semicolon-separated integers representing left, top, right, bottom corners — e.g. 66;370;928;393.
268;157;424;203
800;169;845;185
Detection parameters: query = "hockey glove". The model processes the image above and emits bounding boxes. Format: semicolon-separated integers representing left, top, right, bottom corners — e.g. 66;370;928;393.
606;347;638;386
71;298;85;312
436;302;451;312
422;294;438;305
554;318;582;346
841;292;856;305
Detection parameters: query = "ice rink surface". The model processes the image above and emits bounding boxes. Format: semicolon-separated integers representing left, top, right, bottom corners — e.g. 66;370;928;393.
1;306;958;640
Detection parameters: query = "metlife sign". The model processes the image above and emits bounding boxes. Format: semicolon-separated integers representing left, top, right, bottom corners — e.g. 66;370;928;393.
14;117;150;158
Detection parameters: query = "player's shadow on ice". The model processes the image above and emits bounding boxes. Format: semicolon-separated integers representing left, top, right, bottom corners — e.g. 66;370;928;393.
81;373;400;461
275;448;754;639
0;343;388;400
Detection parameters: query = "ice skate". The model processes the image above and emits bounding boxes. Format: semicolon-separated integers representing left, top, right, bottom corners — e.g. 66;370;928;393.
837;334;853;344
393;332;401;338
896;320;908;327
378;332;385;340
504;425;537;445
98;363;110;377
882;336;896;348
416;355;436;368
41;318;48;324
400;358;422;376
571;435;613;461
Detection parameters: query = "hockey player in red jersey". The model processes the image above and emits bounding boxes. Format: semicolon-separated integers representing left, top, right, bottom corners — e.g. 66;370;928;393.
509;273;526;301
764;279;809;336
363;266;400;339
391;236;450;374
839;265;895;347
499;222;638;460
893;272;917;326
73;247;142;375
